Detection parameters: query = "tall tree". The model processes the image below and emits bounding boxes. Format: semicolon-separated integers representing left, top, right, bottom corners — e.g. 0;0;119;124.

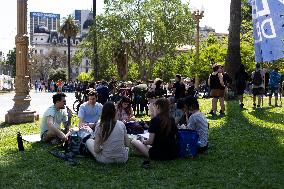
88;0;195;80
31;48;67;81
59;15;79;81
5;48;16;77
225;0;242;86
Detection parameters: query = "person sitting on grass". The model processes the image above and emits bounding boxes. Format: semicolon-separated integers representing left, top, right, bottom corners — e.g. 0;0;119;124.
131;98;179;160
40;93;72;144
86;101;130;164
116;96;135;123
183;96;209;154
78;90;103;130
168;97;184;126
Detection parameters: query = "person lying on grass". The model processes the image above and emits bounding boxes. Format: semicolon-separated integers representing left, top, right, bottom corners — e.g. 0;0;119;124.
40;93;72;144
183;96;209;154
131;98;179;160
86;101;130;164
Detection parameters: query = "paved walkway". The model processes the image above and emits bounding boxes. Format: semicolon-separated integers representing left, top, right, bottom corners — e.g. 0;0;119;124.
0;91;76;121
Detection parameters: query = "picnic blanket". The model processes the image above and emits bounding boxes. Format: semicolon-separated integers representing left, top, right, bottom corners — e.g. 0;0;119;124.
22;133;41;142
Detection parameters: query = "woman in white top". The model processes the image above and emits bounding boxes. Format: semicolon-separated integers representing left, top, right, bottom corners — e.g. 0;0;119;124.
86;101;130;164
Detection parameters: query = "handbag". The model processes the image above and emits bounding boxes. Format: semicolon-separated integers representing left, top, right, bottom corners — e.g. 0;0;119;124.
67;129;92;156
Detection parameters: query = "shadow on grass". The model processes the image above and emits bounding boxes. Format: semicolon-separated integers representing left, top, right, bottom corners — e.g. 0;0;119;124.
206;100;284;188
249;106;284;124
0;99;283;188
0;122;12;128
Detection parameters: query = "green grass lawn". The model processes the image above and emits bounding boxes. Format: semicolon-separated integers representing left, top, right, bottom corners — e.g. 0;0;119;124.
0;96;283;188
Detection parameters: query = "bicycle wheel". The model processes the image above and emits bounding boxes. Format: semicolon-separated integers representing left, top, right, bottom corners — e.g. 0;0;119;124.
73;100;81;113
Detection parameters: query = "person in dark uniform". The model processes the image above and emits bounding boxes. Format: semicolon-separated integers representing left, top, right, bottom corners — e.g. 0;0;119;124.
172;74;186;100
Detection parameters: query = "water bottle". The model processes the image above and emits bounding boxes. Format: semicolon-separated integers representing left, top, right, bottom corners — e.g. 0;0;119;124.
17;132;25;151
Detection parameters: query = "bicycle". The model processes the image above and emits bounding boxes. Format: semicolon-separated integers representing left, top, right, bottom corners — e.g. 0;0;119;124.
73;91;85;114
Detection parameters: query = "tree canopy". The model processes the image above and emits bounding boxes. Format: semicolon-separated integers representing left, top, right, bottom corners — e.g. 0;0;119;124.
59;15;79;81
79;0;196;81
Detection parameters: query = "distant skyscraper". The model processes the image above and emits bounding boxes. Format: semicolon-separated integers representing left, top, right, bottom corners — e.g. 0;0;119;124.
74;10;92;37
29;12;60;44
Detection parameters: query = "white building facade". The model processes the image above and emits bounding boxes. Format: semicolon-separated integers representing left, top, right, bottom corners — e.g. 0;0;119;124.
32;25;91;81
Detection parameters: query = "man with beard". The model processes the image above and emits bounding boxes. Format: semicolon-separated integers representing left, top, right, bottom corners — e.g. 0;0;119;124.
40;93;71;144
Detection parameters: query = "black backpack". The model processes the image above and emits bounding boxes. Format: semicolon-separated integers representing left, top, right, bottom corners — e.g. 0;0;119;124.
66;129;92;156
252;71;262;86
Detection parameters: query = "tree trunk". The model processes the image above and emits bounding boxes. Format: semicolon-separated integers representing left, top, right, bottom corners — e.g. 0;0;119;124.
67;36;71;82
225;0;241;88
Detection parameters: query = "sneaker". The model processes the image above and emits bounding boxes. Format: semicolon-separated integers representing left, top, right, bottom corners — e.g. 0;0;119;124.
275;104;279;107
209;110;214;115
253;103;256;109
257;105;261;108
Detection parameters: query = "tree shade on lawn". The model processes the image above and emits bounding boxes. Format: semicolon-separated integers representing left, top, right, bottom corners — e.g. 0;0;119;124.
0;96;283;188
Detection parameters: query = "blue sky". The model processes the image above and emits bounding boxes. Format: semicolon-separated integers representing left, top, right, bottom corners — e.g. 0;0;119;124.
0;0;230;56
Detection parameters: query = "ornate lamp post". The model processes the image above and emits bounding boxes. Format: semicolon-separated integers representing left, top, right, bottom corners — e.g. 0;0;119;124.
192;6;204;89
93;0;98;80
5;0;36;123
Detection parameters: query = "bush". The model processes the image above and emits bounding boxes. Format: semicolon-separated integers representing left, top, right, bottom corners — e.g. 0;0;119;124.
48;68;67;82
77;71;93;82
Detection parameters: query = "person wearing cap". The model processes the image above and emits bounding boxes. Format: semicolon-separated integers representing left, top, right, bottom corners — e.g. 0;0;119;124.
251;63;265;108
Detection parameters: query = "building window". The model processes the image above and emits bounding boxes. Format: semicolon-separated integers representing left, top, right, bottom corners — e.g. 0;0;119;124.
34;50;37;54
64;50;66;55
40;49;43;54
41;38;43;41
